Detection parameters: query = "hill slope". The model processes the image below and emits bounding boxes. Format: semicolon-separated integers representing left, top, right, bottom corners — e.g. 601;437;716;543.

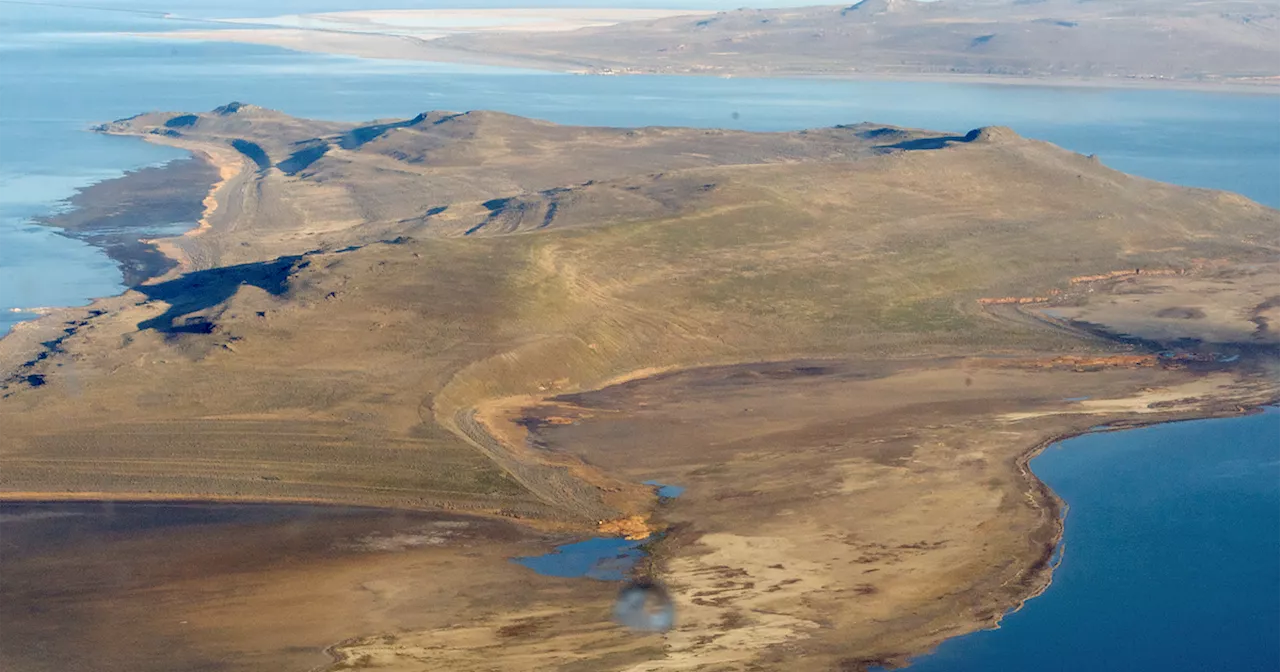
2;106;1278;671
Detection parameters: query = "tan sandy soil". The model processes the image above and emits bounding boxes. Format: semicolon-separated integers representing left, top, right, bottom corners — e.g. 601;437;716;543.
137;142;251;277
1045;265;1280;346
329;358;1278;671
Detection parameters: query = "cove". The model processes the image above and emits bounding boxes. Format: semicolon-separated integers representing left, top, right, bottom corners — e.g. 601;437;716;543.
896;407;1280;672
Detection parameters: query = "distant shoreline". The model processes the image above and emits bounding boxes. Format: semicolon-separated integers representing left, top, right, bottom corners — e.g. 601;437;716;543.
137;25;1280;94
738;70;1280;95
128;3;1280;96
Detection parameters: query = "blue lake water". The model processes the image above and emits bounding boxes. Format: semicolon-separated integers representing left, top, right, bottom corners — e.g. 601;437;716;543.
897;408;1280;672
645;480;687;499
514;536;647;581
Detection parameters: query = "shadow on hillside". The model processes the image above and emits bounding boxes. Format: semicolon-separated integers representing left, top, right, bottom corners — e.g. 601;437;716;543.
880;130;980;151
278;142;329;176
136;256;301;334
229;139;271;171
339;112;432;150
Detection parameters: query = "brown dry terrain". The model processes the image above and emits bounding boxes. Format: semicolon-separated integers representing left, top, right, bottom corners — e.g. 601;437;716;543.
144;0;1280;88
1;105;1278;671
0;502;564;672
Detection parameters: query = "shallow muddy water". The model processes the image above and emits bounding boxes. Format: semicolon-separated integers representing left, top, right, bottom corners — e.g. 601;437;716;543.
0;501;527;672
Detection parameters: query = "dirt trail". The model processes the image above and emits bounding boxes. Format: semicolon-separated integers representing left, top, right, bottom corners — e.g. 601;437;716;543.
133;138;252;277
447;406;623;523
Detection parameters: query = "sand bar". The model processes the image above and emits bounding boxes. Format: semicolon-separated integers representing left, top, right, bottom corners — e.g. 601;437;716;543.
144;7;713;45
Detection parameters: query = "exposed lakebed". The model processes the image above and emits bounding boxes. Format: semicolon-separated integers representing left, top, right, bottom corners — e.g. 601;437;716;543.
34;155;218;286
0;501;533;672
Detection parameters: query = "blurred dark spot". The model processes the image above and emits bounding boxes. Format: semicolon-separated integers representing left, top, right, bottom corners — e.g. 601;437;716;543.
614;579;675;632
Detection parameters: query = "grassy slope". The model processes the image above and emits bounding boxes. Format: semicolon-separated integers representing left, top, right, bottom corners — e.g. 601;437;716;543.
3;118;1274;523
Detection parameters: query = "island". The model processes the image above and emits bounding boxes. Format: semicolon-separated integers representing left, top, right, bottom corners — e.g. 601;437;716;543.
139;0;1280;89
1;103;1277;671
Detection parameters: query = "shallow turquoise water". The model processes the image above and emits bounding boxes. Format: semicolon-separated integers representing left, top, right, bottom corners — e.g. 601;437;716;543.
2;2;1277;336
895;408;1280;672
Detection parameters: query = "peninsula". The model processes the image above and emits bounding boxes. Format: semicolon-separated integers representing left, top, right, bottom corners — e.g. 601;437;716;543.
1;104;1277;671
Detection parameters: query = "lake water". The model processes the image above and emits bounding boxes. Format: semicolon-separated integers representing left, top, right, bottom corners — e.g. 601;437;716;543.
896;407;1280;672
1;1;1278;335
515;536;648;580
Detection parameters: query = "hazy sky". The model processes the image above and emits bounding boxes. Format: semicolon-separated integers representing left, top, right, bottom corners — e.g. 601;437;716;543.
8;0;837;19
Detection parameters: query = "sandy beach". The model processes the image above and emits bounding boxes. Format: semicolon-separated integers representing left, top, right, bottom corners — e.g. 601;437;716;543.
136;141;250;278
131;7;711;76
137;7;714;59
223;8;718;34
